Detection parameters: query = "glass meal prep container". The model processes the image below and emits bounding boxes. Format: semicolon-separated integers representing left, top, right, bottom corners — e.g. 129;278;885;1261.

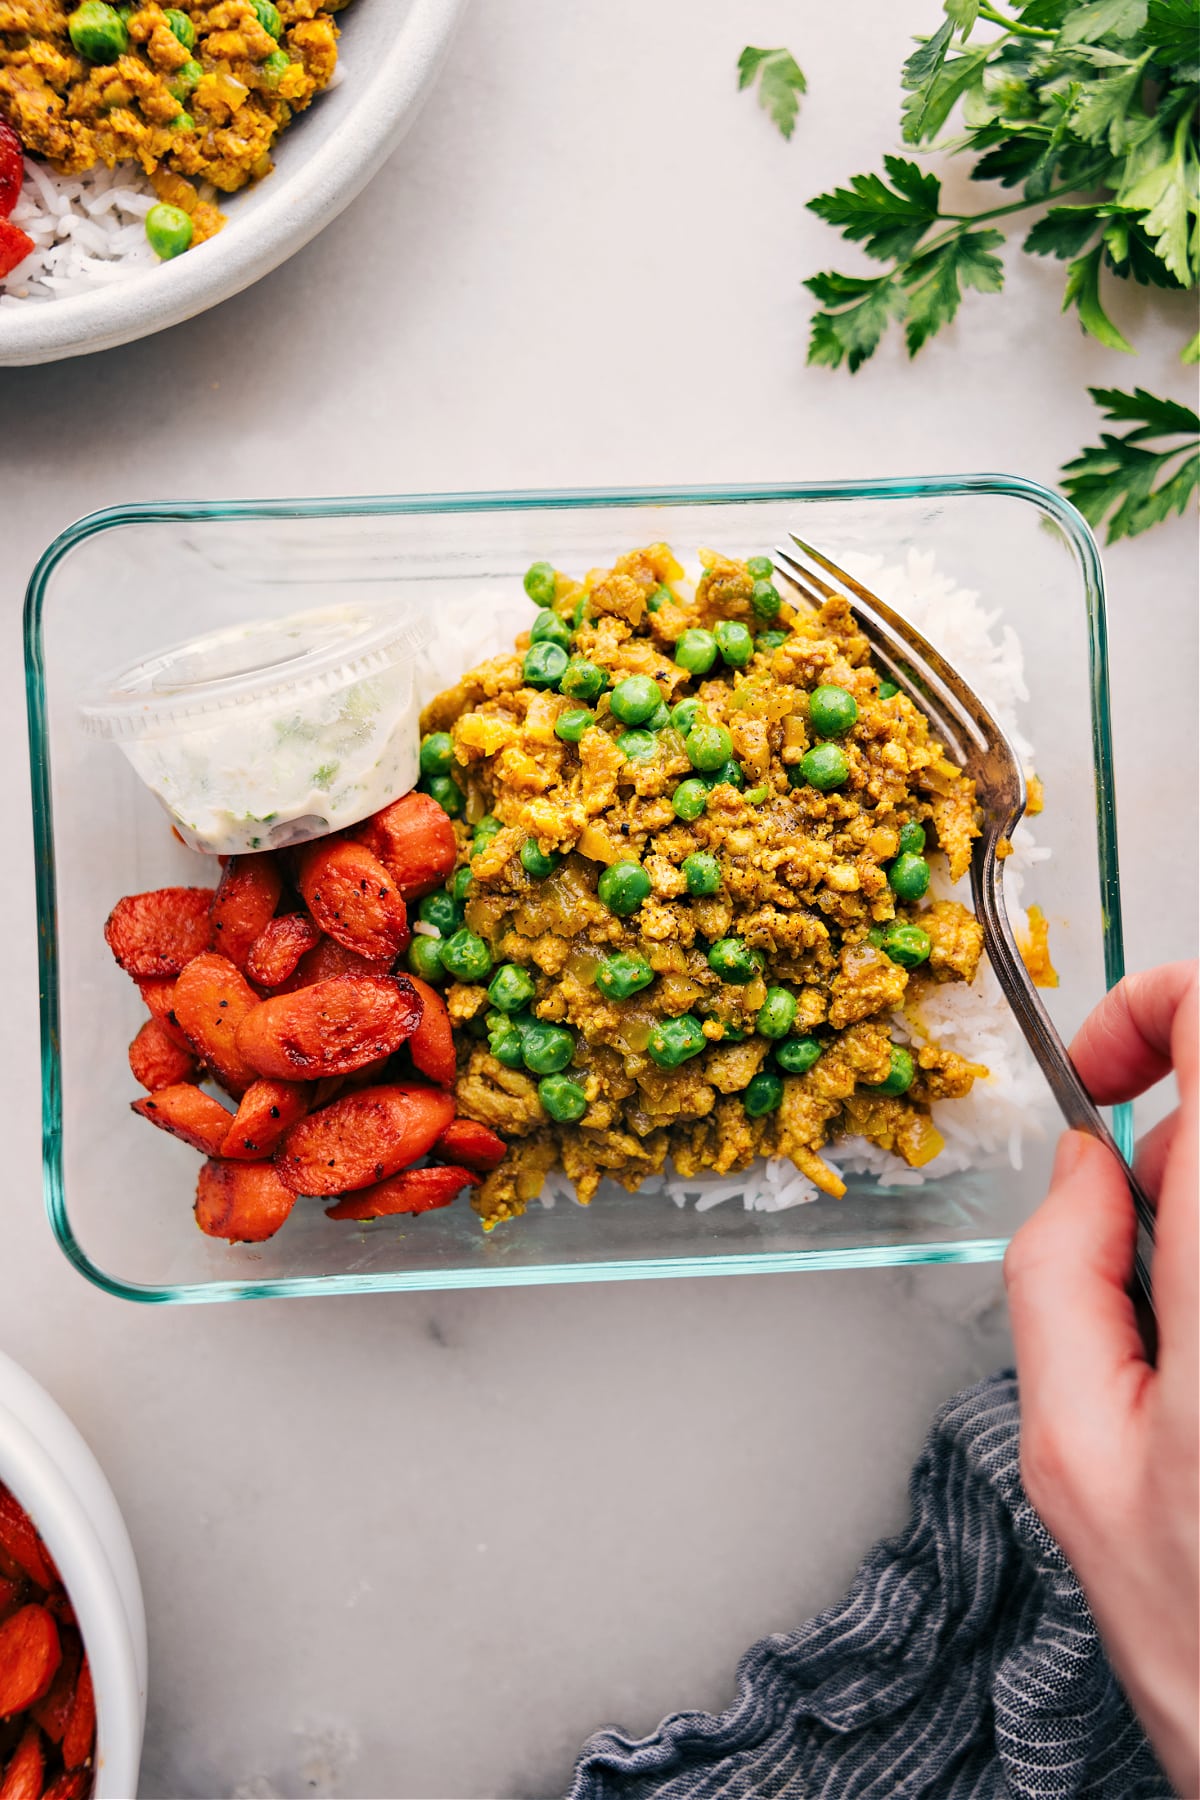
24;479;1127;1305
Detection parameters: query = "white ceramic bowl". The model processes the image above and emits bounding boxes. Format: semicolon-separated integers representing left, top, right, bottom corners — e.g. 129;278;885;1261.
0;1350;146;1798
0;0;467;367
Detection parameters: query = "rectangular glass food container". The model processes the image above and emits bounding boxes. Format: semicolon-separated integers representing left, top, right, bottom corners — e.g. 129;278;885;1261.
25;479;1126;1304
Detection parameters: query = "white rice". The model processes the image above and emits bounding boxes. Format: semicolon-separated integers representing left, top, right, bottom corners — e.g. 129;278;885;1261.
2;155;159;305
415;545;1052;1216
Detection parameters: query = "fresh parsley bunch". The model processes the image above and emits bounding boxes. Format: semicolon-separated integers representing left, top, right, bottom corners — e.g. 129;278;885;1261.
801;0;1199;540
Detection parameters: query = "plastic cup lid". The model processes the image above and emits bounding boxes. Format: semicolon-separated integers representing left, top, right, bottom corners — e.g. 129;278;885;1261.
79;603;432;740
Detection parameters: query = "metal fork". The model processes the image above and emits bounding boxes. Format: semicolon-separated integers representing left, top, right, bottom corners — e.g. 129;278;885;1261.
773;535;1156;1315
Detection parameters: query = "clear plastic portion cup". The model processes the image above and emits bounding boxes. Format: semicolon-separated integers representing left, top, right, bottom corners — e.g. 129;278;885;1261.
78;603;432;855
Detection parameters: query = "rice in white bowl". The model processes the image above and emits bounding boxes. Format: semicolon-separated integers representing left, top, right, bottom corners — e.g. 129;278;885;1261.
415;546;1053;1218
1;156;160;305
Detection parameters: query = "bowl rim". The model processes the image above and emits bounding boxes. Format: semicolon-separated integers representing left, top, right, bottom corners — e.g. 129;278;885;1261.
23;474;1128;1303
0;0;468;367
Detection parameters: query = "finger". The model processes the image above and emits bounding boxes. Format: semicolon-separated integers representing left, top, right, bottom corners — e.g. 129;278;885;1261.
1150;980;1198;1359
1005;1131;1150;1473
1070;961;1198;1106
1132;1108;1179;1201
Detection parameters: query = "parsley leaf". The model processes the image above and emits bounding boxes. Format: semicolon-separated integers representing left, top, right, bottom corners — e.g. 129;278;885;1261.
903;230;1006;354
807;158;943;262
1062;385;1200;538
737;47;807;140
804;272;904;372
1063;242;1137;348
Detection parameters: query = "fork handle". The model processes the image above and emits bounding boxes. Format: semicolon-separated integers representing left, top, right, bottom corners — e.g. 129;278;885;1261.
971;864;1156;1314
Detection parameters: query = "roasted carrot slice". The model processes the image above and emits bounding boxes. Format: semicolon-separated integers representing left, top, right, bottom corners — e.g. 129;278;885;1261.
278;935;394;994
210;853;283;969
61;1656;94;1770
131;1085;233;1157
194;1160;298;1243
135;976;190;1047
355;792;457;899
0;1720;43;1800
171;953;261;1098
434;1117;507;1171
220;1080;310;1160
42;1772;89;1800
104;887;214;978
31;1627;79;1743
296;840;409;963
128;1018;199;1092
325;1164;480;1220
0;1495;56;1592
235;974;423;1081
0;1606;60;1715
405;976;456;1087
275;1082;456;1196
0;1579;21;1626
244;912;320;988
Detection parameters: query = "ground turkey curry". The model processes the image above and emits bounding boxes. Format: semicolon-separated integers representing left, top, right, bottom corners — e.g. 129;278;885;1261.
413;545;992;1229
0;0;346;241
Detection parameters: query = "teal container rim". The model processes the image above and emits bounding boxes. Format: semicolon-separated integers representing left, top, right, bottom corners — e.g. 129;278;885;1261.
24;474;1127;1305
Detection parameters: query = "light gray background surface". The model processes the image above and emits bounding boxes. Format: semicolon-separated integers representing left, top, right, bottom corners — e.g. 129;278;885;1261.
1;4;1196;1796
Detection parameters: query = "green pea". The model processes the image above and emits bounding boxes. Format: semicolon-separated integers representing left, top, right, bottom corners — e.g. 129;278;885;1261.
681;851;721;896
707;937;760;985
530;608;573;651
809;684;858;737
671;697;705;735
756;987;797;1038
798;744;849;791
775;1036;824;1075
520;838;560;879
68;1;128;62
866;925;888;949
595;952;654;1001
675;629;718;676
168;110;195;131
617;729;658;762
744;1070;784;1117
163;7;195;47
439;928;492;982
489;1018;526;1068
715;620;754;668
888;852;931;901
572;595;590;630
864;1044;916;1096
144;202;193;260
721;1025;746;1043
450;865;473;902
167;56;202;97
756;629;788;653
746;555;774;580
646;702;671;730
647;584;673;612
647;1014;707;1068
522;1021;575;1075
471;814;503;855
882;924;931;970
417;891;460;935
704;758;744;791
252;0;282;36
671;779;709;822
898;821;927;856
487;962;536;1014
609;675;662;726
523;561;558;608
685;722;733;773
554;706;594;744
750;579;782;621
597;860;651;917
744;784;769;805
419;731;455;778
878;679;899;700
523;641;568;690
560;657;606;702
539;1074;588;1122
406;936;446;983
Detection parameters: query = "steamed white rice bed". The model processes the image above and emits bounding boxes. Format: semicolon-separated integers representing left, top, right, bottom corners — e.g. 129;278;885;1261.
2;156;159;304
416;547;1052;1217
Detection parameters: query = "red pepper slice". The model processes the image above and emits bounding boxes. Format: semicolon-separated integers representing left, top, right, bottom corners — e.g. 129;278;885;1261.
0;217;33;281
0;121;22;220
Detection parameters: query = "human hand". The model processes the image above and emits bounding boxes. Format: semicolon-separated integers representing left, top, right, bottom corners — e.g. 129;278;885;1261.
1005;962;1198;1797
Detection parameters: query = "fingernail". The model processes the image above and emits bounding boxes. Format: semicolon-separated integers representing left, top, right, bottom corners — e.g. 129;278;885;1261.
1053;1130;1090;1181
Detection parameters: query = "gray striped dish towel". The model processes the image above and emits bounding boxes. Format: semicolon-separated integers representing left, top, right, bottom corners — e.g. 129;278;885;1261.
568;1370;1172;1800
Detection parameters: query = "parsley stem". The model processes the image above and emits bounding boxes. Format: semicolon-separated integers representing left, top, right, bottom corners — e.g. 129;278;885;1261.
936;165;1113;233
975;3;1055;38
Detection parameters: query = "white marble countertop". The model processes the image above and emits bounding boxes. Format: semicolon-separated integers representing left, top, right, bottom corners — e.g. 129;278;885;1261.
1;3;1195;1795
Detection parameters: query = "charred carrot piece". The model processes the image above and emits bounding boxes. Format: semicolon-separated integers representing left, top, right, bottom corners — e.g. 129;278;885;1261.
0;1578;22;1625
0;1606;61;1715
135;976;190;1047
296;840;409;963
0;1720;44;1800
244;912;320;988
278;934;394;994
219;1080;310;1160
131;1085;233;1158
354;792;457;899
0;1494;56;1592
235;974;423;1081
31;1627;80;1744
404;976;456;1087
171;953;261;1098
104;887;214;977
41;1772;89;1800
434;1117;507;1172
325;1164;480;1220
194;1160;298;1243
275;1082;457;1196
60;1655;94;1770
210;853;283;969
128;1018;199;1092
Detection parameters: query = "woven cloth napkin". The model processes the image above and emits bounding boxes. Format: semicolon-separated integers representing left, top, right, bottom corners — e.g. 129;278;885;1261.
567;1370;1173;1800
